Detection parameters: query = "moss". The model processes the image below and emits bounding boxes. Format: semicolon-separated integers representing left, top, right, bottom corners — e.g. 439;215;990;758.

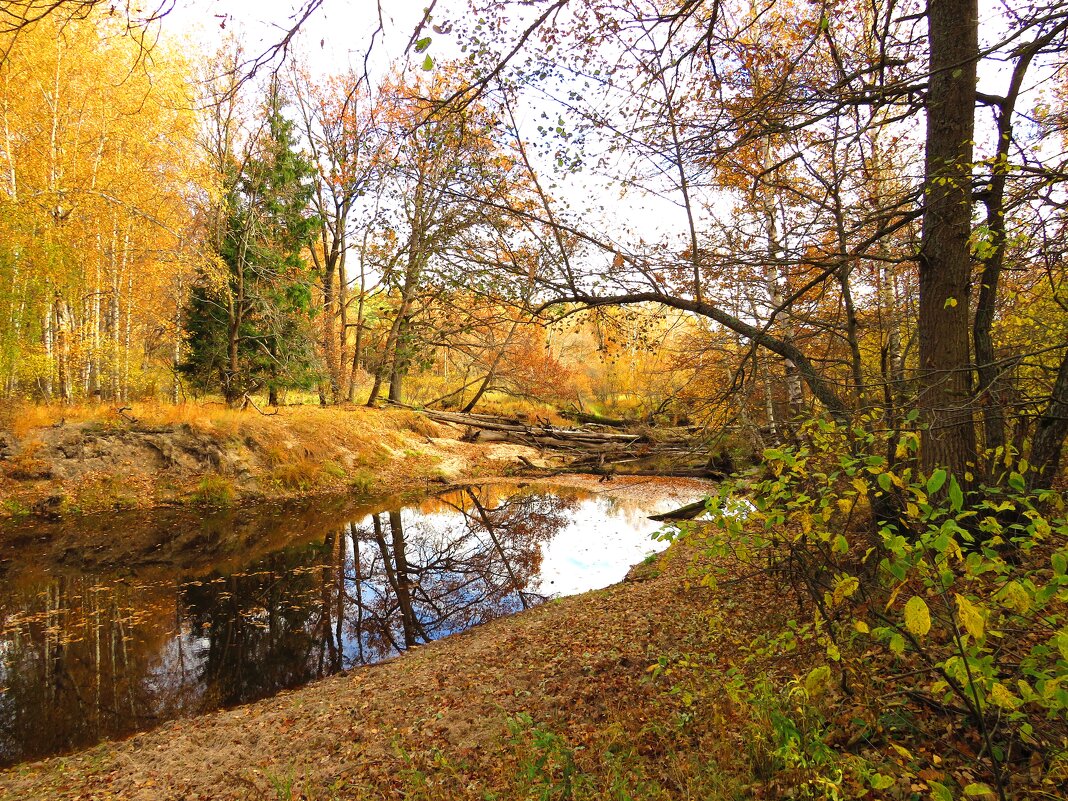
320;460;347;480
349;469;376;495
1;498;30;519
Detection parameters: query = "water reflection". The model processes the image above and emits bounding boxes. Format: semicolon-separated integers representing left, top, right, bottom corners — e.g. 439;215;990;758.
0;484;677;766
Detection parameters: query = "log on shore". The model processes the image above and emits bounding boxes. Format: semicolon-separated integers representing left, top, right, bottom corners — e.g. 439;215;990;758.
397;405;726;479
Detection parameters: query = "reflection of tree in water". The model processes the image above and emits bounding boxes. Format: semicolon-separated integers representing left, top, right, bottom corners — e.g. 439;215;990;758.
339;488;576;664
0;576;177;765
174;487;577;699
0;486;580;766
180;541;338;709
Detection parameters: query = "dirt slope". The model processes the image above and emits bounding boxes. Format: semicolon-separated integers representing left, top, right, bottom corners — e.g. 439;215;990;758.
0;405;555;520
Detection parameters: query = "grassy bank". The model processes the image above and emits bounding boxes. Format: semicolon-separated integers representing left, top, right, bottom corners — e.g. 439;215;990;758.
0;402;544;521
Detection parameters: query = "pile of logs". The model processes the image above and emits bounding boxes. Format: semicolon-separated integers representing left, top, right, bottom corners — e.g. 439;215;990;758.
410;406;730;479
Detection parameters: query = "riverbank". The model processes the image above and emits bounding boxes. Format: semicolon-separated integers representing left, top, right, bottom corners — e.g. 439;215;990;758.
0;403;553;522
0;524;790;801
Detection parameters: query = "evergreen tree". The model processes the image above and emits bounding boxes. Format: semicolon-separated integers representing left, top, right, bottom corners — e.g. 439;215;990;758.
181;80;320;405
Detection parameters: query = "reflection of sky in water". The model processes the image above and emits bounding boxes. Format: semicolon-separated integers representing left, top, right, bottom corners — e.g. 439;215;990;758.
0;483;704;767
535;496;674;596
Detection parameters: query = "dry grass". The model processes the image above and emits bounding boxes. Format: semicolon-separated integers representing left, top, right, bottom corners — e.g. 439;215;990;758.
0;400;533;518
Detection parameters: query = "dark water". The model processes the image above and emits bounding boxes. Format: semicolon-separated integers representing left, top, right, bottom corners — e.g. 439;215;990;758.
0;482;687;767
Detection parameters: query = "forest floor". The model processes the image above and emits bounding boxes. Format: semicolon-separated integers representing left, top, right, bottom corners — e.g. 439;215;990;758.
0;513;797;801
0;403;555;522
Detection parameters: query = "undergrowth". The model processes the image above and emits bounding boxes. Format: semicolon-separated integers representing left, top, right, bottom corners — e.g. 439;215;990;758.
667;417;1068;800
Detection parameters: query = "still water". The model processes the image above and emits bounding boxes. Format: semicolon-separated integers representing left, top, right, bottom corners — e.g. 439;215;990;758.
0;482;693;766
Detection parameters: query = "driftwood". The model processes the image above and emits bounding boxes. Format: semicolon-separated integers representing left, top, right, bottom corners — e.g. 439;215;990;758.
396;403;726;479
648;499;709;521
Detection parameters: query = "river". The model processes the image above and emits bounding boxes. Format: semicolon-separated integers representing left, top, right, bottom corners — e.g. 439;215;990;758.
0;478;707;766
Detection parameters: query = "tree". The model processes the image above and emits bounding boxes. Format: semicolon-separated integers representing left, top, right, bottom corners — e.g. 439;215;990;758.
442;0;1068;481
359;68;534;407
181;72;319;406
0;9;200;402
290;66;387;404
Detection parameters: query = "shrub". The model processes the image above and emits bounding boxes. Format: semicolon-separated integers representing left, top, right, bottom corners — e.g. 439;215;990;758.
675;418;1068;800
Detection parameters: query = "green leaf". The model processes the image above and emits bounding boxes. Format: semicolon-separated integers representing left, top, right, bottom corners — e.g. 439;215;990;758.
927;469;947;494
870;774;895;789
948;476;964;512
878;472;893;492
929;781;953;801
421;54;434;71
414;36;432;52
1053;551;1067;576
804;665;831;694
963;783;995;798
889;633;905;655
904;596;932;636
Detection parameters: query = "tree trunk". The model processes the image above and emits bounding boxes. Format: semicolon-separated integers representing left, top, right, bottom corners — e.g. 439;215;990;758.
321;251;340;402
387;319;407;404
917;0;979;477
1029;348;1068;490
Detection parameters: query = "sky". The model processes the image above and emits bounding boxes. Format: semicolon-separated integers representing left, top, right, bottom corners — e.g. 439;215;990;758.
163;0;451;81
155;0;689;255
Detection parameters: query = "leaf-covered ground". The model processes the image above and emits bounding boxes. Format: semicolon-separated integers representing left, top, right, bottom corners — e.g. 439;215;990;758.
0;519;788;801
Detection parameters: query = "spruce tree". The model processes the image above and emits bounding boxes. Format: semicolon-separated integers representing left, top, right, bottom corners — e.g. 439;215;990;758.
182;80;320;405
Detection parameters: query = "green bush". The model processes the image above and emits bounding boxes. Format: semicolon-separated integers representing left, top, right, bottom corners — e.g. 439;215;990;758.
190;474;236;506
674;418;1068;800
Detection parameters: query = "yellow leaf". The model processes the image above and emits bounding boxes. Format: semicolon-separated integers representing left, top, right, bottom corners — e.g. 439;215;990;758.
955;594;985;640
885;582;904;612
854;620;870;634
890;742;913;760
988;683;1020;710
996;581;1031;614
904;596;931;637
833;575;860;605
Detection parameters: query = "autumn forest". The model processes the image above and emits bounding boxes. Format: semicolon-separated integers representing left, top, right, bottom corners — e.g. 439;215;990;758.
0;1;1064;480
1;0;1068;798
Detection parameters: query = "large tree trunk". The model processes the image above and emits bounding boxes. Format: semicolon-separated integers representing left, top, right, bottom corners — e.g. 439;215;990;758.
321;263;338;401
387;315;409;404
1029;348;1068;490
917;0;979;478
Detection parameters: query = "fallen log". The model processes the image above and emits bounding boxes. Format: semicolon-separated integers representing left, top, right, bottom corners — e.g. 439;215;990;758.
424;408;655;446
395;403;724;479
648;499;709;521
559;409;631;428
